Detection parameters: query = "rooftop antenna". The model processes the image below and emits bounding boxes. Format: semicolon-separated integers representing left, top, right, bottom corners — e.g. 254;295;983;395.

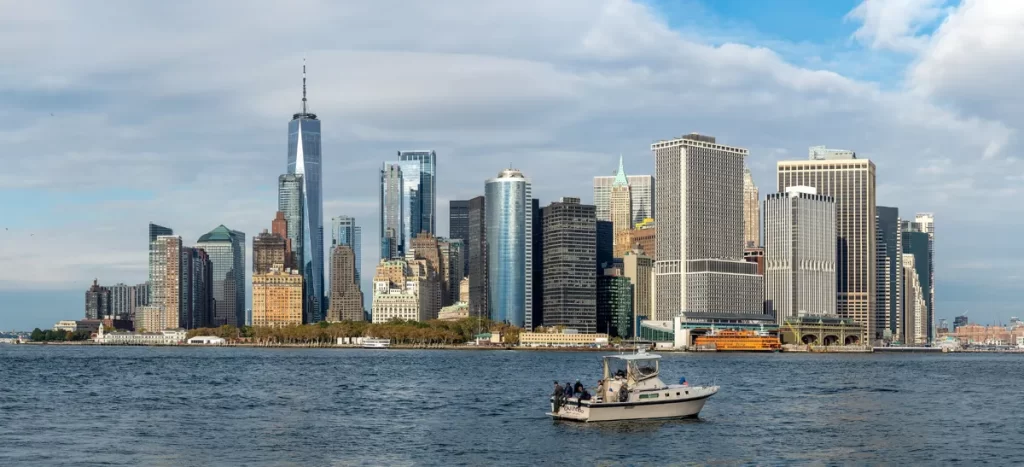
302;57;308;114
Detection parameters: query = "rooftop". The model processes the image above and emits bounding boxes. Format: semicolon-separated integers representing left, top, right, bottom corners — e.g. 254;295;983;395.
198;225;238;243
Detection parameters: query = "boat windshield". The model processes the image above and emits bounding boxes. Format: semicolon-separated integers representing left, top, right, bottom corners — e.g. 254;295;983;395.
628;359;659;380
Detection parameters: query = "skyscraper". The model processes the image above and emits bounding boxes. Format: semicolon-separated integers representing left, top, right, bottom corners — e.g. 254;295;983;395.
271;211;293;270
877;207;903;340
913;212;935;335
467;196;488;319
902;254;927;344
398;150;437;235
108;283;141;321
609;156;633;257
286;61;325;323
328;245;364;322
485;169;533;328
380;163;405;258
597;269;633;338
196;225;246;327
85;279;111;320
594;164;654;225
147;222;173;305
449;200;470;273
278;173;307;319
181;247;214;329
331;216;361;281
902;228;932;341
763;186;837;324
252;264;304;327
380;158;423;256
411;232;444;319
531;198;543;328
622;249;654;329
743;168;759;248
439;238;465;306
253;229;287;275
150;235;182;330
542;197;597;333
777;147;876;342
653;134;764;321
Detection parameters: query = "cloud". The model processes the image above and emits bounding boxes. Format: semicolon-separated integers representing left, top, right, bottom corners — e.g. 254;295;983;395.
846;0;951;52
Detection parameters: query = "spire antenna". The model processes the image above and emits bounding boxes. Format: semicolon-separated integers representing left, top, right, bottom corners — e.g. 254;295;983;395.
301;57;308;114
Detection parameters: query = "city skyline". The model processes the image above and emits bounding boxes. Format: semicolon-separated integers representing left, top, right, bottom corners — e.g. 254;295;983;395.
3;1;1015;330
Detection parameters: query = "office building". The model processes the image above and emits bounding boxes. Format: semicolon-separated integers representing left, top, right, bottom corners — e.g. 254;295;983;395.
542;197;597;333
85;279;111;320
531;198;543;328
763;186;837;324
398;150;437;235
411;232;444;318
371;259;431;323
597;269;634;338
902;254;927;344
278;173;306;302
196;225;246;327
622;249;653;329
953;315;968;331
286;62;325;324
253;229;287;275
328;245;364;321
181;247;214;329
594;163;654;225
330;216;362;281
149;235;182;330
485;169;533;328
108;283;143;321
596;220;613;270
380;163;405;258
467;196;488;319
449;200;471;273
147;222;173;303
777;147;876;341
653;134;766;322
270;211;293;270
743;248;765;275
903;228;932;341
380;152;434;257
877;207;903;340
609;156;633;256
909;213;935;336
743;168;759;248
252;264;304;327
439;238;465;305
616;219;656;259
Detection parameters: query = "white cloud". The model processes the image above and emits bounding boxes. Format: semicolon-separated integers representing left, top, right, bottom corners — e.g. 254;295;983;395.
846;0;950;52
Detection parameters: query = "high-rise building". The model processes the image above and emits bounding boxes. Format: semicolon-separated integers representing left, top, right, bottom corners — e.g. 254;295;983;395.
331;216;361;281
763;186;837;324
902;254;927;344
902;228;932;341
108;283;141;321
609;156;633;257
777;147;876;341
398;150;437;235
877;207;903;340
616;219;657;259
653;134;765;321
85;279;111;320
594;164;655;225
541;197;597;333
438;238;464;306
252;264;304;327
596;220;613;271
622;249;653;330
147;222;173;304
531;198;543;328
196;225;246;327
467;196;488;319
597;268;634;338
328;245;364;321
149;235;182;330
253;229;287;275
912;213;935;336
278;173;305;297
743;168;759;248
449;200;471;273
953;315;968;331
485;169;533;328
286;62;325;324
380;163;405;258
411;232;444;319
371;259;431;323
181;247;214;329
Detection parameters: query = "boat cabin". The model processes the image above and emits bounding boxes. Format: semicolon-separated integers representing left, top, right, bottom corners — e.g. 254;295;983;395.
598;350;664;401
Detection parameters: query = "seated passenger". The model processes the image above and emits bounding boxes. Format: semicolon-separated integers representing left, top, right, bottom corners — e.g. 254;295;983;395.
564;382;574;398
574;380;584;395
580;388;592;401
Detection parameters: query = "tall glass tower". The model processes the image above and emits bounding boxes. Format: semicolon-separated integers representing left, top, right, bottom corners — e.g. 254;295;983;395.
485;168;533;329
398;150;437;234
380;159;421;255
286;61;324;323
196;225;246;327
331;216;361;281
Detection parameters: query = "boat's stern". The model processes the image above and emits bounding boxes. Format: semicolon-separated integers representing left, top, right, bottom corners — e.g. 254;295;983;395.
548;397;590;421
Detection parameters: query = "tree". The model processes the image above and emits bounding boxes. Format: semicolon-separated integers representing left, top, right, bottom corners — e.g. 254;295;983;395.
31;328;43;342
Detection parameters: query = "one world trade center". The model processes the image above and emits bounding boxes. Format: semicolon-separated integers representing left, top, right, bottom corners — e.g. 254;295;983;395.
287;61;325;323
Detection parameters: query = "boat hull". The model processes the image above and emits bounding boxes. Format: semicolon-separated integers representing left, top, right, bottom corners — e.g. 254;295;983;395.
549;386;718;422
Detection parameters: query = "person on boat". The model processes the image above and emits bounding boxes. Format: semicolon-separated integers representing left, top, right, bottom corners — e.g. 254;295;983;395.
580;388;592;401
552;381;563;412
679;377;689;387
573;380;584;396
564;382;574;398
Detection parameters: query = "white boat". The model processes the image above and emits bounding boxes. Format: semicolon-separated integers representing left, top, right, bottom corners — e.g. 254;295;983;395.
361;338;391;349
547;349;718;422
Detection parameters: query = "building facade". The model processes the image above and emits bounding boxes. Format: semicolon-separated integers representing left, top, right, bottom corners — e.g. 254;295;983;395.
902;255;927;344
253;229;287;275
449;200;471;273
196;225;246;327
902;228;932;342
905;214;935;340
252;265;304;327
467;196;488;319
542;197;597;333
271;211;292;269
85;279;111;320
597;270;633;338
653;134;765;320
278;173;306;311
411;232;444;319
398;150;437;235
149;235;182;330
286;65;325;323
594;166;654;225
743;168;759;248
371;259;430;323
328;245;364;321
331;216;361;281
777;148;876;341
485;169;533;328
622;249;654;327
108;283;145;321
380;163;405;258
877;207;903;340
609;156;633;257
763;187;837;324
439;238;464;306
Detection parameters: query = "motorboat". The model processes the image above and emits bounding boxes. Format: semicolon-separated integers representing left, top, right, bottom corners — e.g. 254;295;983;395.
361;338;391;349
547;349;718;422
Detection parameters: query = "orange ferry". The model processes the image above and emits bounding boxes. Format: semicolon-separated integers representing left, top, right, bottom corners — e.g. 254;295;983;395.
693;329;781;352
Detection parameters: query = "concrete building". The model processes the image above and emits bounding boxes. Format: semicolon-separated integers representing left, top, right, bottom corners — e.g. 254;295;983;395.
902;228;932;342
85;279;111;320
458;277;470;303
196;225;246;327
541;197;597;333
252;264;304;327
253;229;287;275
328;245;364;322
485;169;533;328
597;269;633;338
743;168;759;248
411;232;444;318
609;156;633;257
371;259;430;323
777;147;876;342
439;238;464;305
652;133;766;322
902;254;927;345
743;248;765;275
181;247;214;329
330;216;362;281
95;324;185;345
764;186;837;324
271;211;293;270
148;222;173;297
438;303;469;321
519;330;610;347
877;207;903;341
467;196;488;319
904;215;935;340
106;283;142;321
149;235;182;330
449;200;470;273
134;306;162;332
594;163;654;225
615;219;657;259
622;249;654;326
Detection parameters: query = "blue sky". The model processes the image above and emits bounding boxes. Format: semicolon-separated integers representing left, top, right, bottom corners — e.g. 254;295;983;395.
3;0;1024;331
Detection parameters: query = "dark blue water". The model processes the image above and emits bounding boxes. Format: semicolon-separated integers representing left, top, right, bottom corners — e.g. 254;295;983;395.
1;346;1022;466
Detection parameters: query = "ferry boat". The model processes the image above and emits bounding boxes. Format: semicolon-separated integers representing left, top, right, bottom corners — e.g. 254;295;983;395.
361;338;391;349
547;349;718;422
693;328;781;352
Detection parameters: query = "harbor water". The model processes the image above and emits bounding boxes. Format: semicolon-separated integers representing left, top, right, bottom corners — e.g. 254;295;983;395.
1;346;1022;465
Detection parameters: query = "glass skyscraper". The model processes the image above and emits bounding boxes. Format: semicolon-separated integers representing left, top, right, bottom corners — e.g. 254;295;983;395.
286;63;325;323
278;173;309;320
380;159;421;255
196;225;246;327
331;216;361;281
380;164;404;259
485;168;533;329
397;150;437;234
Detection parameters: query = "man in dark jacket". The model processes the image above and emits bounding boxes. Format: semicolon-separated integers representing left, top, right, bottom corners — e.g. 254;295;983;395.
552;381;563;412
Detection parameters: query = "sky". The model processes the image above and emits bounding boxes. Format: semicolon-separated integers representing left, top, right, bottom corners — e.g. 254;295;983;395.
1;0;1022;330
